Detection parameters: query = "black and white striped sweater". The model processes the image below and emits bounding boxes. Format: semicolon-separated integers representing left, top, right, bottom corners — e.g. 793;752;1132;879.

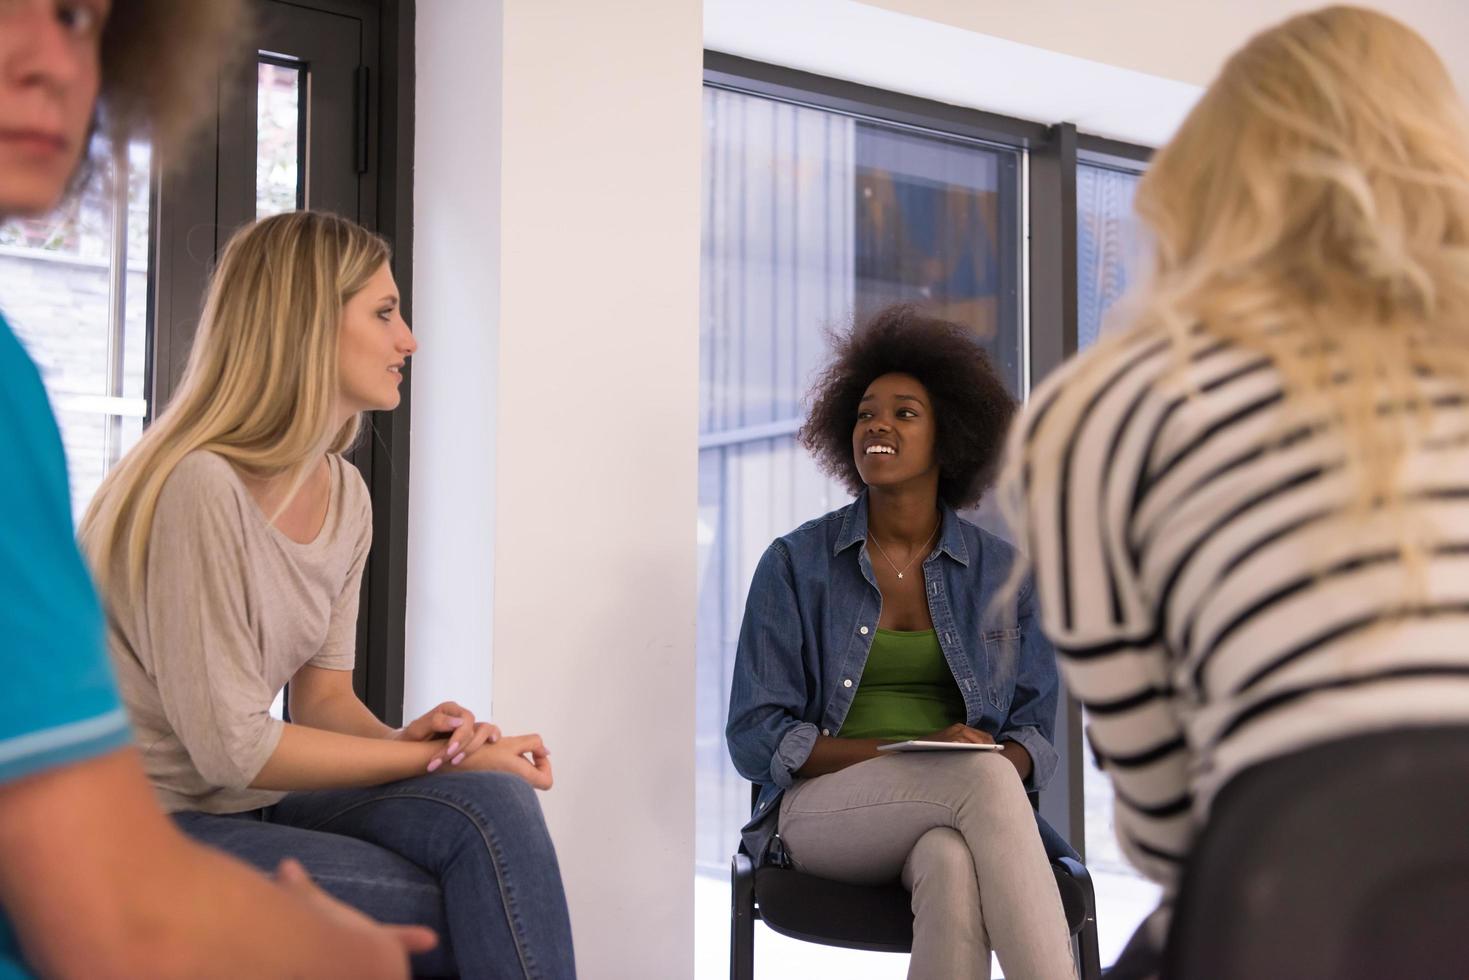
1010;324;1469;892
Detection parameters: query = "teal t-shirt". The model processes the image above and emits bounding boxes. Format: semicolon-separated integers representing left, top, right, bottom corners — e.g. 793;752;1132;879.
0;315;132;978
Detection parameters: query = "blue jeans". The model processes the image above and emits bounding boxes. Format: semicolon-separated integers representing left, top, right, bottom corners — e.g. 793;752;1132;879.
173;771;575;979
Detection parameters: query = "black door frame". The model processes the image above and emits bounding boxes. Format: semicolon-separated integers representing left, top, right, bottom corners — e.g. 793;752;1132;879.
147;0;415;724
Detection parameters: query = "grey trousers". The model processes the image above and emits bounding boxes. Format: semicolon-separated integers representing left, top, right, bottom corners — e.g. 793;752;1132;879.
778;751;1077;980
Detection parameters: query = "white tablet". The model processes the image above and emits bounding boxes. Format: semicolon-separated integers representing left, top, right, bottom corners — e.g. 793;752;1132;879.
876;740;1004;753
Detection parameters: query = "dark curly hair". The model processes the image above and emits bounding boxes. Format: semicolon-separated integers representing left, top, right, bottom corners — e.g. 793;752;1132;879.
799;305;1016;509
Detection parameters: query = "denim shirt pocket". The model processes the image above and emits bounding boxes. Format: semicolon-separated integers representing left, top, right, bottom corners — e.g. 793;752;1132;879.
982;626;1022;711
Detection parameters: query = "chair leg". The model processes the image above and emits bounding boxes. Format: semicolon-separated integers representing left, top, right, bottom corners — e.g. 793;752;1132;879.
1055;855;1103;980
731;852;755;980
1078;912;1101;980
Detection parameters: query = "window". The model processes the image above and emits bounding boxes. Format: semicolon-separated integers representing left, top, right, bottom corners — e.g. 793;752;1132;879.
0;138;151;522
697;78;1023;978
1077;163;1144;350
1076;160;1161;966
256;58;306;219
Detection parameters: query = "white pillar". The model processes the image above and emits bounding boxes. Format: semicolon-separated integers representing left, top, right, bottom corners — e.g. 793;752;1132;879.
406;0;502;719
413;3;702;976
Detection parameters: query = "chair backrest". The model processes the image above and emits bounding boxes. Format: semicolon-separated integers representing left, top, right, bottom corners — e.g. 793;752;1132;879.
1165;726;1469;980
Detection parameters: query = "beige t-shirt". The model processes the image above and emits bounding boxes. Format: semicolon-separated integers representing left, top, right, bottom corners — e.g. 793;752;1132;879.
103;450;372;813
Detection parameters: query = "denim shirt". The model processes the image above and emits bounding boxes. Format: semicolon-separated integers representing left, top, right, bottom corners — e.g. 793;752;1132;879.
725;492;1060;862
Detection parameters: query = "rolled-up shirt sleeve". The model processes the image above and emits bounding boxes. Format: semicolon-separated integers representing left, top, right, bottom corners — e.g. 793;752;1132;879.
1001;724;1058;791
727;541;818;789
997;575;1061;791
770;721;819;788
143;471;283;790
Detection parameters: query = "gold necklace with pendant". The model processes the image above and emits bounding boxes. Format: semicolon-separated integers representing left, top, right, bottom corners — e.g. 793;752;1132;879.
868;519;940;580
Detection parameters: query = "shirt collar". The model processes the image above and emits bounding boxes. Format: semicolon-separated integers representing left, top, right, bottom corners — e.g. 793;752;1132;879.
835;490;971;567
834;493;870;555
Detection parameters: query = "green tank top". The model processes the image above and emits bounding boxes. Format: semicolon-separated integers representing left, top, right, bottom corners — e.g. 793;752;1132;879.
838;628;966;741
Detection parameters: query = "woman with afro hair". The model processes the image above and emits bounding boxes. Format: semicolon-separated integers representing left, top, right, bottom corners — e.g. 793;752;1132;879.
726;305;1075;980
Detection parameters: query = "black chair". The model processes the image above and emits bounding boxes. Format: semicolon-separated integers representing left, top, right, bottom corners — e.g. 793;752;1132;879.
1163;726;1469;980
731;783;1101;979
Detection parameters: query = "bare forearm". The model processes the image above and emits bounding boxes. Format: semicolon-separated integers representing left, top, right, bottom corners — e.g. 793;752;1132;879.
795;735;889;777
252;723;437;790
290;690;396;739
999;740;1033;783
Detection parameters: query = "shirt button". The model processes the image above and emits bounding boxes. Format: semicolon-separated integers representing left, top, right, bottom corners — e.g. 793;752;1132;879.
843;678;853;688
821;728;830;736
859;626;869;635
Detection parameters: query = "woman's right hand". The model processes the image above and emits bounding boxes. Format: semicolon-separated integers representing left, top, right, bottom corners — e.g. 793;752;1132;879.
457;733;554;790
924;723;995;745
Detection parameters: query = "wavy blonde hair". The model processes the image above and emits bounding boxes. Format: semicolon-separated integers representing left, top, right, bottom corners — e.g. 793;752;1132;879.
81;210;389;600
1130;6;1469;498
996;5;1469;612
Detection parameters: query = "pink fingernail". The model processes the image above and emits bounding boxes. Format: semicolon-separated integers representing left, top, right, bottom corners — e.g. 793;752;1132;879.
446;718;465;728
446;742;460;756
489;733;499;743
451;752;467;766
427;757;443;773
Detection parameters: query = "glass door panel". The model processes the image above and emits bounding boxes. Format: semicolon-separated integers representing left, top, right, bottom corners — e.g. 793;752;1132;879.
0;138;153;520
257;59;306;218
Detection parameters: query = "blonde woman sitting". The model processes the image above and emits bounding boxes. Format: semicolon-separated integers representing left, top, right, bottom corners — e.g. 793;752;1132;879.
82;211;574;980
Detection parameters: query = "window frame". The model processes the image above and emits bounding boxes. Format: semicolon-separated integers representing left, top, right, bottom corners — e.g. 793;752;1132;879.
701;50;1153;857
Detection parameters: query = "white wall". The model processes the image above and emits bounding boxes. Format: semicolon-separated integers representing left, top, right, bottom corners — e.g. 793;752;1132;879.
858;0;1469;97
492;4;702;973
411;3;703;978
406;0;501;720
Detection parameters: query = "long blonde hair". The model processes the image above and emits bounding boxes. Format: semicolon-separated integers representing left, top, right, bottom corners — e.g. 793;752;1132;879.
997;6;1469;611
81;210;389;599
1128;5;1469;500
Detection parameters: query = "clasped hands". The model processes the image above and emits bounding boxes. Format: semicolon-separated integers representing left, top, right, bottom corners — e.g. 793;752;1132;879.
393;700;553;790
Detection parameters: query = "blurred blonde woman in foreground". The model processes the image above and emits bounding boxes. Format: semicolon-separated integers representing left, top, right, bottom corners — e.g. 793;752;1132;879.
1004;6;1469;977
83;211;575;980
